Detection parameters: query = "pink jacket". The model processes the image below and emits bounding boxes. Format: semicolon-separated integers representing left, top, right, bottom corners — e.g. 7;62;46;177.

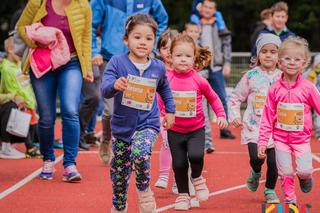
168;69;226;133
25;23;70;78
258;74;320;147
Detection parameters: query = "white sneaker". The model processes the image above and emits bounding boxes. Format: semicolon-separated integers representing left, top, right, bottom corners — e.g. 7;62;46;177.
190;198;200;208
0;143;25;159
155;176;169;189
172;180;178;194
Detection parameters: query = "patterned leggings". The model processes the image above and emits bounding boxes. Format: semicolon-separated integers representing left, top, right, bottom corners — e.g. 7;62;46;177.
110;128;158;211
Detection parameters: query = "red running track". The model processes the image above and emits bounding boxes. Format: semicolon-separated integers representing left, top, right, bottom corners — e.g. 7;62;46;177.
0;122;320;212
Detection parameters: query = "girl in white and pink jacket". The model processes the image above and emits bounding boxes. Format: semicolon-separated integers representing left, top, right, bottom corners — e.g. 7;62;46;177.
258;37;320;205
229;33;281;204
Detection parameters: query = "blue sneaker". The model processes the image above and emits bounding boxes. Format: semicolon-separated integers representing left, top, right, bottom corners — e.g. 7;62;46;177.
246;170;261;192
39;160;55;180
264;188;280;204
299;177;313;193
54;139;63;149
62;165;82;182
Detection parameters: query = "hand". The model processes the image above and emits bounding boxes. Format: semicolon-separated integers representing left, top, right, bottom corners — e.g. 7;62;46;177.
217;117;228;129
92;54;103;66
114;77;128;91
223;64;231;77
13;95;27;110
84;72;94;82
231;118;242;128
162;113;175;130
258;146;267;159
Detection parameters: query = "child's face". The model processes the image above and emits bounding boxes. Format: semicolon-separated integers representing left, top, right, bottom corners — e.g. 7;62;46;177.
124;24;155;62
279;47;307;79
258;44;279;71
272;11;288;32
184;25;201;43
171;43;195;73
200;1;216;19
159;39;172;65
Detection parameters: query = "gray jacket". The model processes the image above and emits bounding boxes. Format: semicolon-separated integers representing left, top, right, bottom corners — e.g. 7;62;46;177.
200;24;231;71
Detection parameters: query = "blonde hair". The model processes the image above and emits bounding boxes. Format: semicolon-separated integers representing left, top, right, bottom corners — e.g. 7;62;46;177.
279;36;311;67
170;34;213;71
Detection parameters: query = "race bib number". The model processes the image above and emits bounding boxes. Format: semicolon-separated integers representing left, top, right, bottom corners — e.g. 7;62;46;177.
173;91;197;118
122;75;157;111
253;94;266;115
276;102;304;131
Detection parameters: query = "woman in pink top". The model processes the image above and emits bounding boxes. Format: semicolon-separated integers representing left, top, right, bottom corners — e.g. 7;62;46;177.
167;34;227;210
258;37;320;205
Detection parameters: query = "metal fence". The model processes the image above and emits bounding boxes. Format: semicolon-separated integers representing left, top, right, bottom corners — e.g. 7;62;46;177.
227;52;320;88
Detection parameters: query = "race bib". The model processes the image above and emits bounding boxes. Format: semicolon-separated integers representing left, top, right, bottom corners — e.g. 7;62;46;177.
173;91;197;118
122;75;157;111
276;102;304;131
253;94;266;115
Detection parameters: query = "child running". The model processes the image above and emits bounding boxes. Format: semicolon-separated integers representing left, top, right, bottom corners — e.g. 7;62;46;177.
228;33;282;203
101;14;175;213
154;29;179;190
258;37;320;205
167;34;227;211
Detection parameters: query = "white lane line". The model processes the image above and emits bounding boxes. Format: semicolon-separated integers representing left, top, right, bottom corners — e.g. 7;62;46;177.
312;154;320;163
156;168;320;212
0;155;63;200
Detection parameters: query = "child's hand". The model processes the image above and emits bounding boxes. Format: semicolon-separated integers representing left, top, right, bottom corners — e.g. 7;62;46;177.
217;117;228;129
231;118;242;128
163;113;175;130
114;77;128;91
258;146;266;159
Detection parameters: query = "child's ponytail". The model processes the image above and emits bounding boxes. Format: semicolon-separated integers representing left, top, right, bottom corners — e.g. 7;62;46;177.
194;46;213;71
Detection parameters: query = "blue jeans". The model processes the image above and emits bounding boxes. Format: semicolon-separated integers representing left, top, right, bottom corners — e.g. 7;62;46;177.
30;59;83;167
209;69;228;119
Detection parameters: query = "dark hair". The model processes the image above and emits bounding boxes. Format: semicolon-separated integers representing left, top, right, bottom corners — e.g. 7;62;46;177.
124;14;158;39
157;28;179;51
271;1;288;15
260;8;272;21
171;34;213;71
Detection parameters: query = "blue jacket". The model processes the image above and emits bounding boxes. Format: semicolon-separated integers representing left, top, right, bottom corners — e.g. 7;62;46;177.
91;0;168;60
251;25;295;56
101;53;175;142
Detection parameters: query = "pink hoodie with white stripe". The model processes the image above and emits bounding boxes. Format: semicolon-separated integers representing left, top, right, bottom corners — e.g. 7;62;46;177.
258;74;320;148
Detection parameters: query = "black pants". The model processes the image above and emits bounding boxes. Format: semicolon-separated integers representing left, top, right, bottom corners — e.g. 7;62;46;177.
248;143;278;189
79;65;103;134
0;101;25;143
168;128;205;194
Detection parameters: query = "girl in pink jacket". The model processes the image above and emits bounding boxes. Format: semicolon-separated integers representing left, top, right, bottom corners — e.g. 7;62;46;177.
167;34;227;210
258;37;320;205
229;33;282;203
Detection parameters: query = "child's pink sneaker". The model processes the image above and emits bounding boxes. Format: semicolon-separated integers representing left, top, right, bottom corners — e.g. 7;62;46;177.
174;193;190;211
136;187;156;213
192;176;209;201
39;160;55;180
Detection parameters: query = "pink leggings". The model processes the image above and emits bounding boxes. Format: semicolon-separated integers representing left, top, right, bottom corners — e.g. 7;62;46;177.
275;141;313;203
158;118;172;179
